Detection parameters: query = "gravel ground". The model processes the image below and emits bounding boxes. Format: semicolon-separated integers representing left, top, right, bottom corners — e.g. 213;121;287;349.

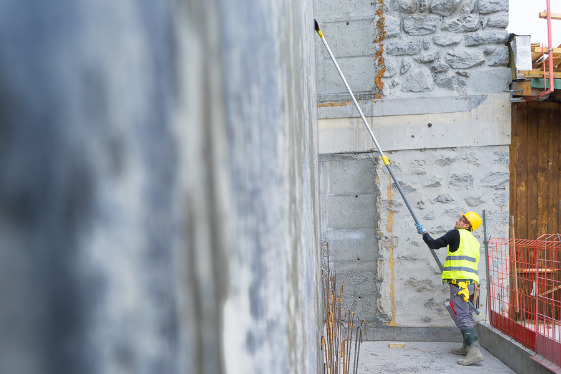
357;341;516;374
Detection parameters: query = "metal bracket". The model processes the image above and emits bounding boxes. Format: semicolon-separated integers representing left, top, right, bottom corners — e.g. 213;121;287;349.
504;88;525;102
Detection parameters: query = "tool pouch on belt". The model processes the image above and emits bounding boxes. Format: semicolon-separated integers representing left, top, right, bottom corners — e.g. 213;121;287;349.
473;282;480;308
457;281;469;302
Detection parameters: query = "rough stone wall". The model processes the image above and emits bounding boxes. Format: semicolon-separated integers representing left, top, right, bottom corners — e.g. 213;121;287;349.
383;0;510;97
0;1;320;373
376;146;509;327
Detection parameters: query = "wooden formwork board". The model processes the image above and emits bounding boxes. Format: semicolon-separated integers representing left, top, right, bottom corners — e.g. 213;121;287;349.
510;101;561;240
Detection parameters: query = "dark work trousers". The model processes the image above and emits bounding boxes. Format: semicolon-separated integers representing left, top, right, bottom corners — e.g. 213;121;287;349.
449;283;476;330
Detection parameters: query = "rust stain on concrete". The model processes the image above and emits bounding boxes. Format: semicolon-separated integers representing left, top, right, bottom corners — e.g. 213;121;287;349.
374;0;385;99
318;100;352;108
385;173;396;326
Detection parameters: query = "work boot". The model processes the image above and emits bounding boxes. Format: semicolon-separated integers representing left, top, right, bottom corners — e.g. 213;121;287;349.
457;328;484;366
450;344;467;356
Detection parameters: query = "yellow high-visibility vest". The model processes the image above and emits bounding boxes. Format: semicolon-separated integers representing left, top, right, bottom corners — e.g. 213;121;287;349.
442;229;480;282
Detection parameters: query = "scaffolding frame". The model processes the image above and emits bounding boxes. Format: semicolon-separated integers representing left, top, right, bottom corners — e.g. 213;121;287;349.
487;234;561;370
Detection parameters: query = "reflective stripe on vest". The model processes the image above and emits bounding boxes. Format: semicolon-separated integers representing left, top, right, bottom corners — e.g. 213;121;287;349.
442;229;480;282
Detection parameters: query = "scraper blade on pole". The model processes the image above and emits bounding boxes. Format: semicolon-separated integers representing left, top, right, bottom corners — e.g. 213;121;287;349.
314;19;443;272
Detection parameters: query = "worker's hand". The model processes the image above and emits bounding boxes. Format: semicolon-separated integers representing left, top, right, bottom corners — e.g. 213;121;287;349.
415;223;425;235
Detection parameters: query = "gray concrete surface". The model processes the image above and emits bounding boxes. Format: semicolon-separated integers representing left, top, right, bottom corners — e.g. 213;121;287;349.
315;1;378;98
478;322;558;374
354;323;560;374
0;1;320;373
358;341;515;373
318;94;511;153
365;327;461;342
320;153;386;324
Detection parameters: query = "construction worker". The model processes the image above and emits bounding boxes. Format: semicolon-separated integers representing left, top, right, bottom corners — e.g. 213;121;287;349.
415;212;484;366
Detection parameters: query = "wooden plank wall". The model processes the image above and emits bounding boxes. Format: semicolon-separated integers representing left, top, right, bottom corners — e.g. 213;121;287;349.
510;101;561;239
510;101;561;323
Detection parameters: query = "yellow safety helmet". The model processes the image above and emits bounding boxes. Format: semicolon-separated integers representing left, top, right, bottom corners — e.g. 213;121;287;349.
461;211;481;231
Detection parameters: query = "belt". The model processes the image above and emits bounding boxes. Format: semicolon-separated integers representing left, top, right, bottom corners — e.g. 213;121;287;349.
446;279;476;286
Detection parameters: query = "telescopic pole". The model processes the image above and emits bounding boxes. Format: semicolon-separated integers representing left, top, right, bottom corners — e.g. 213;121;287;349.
314;19;443;272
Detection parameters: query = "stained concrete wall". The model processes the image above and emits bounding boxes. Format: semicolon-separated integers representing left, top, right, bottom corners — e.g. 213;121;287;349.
0;1;320;373
316;0;511;330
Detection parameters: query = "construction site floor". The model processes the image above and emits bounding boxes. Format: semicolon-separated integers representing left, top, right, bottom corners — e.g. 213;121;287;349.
358;341;515;373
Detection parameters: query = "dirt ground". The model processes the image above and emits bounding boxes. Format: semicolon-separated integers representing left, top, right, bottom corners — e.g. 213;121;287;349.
357;341;515;373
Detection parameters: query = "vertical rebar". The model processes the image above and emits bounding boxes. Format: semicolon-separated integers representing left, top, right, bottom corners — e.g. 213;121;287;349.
321;247;366;374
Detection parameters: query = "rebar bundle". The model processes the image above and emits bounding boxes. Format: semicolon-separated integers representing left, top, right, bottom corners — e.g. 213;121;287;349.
321;243;366;374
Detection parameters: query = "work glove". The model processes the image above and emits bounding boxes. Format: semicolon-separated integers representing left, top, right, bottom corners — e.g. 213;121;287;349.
415;223;425;235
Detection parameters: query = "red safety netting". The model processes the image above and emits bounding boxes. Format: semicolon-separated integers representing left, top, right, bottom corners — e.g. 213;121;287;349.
487;234;561;370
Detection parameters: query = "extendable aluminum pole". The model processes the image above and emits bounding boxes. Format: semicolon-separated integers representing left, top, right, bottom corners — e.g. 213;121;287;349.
314;20;443;272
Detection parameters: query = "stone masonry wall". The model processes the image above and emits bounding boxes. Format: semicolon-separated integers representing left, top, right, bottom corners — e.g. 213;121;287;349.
383;0;510;97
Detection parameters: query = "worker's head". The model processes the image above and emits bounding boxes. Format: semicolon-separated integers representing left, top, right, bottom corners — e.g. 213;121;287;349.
456;211;481;232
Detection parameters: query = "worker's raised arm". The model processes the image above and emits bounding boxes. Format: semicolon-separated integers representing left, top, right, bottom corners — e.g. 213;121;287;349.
421;229;460;251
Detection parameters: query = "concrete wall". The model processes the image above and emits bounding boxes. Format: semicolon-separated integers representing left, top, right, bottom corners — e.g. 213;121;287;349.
316;0;511;330
0;1;320;373
315;0;380;101
319;154;389;325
